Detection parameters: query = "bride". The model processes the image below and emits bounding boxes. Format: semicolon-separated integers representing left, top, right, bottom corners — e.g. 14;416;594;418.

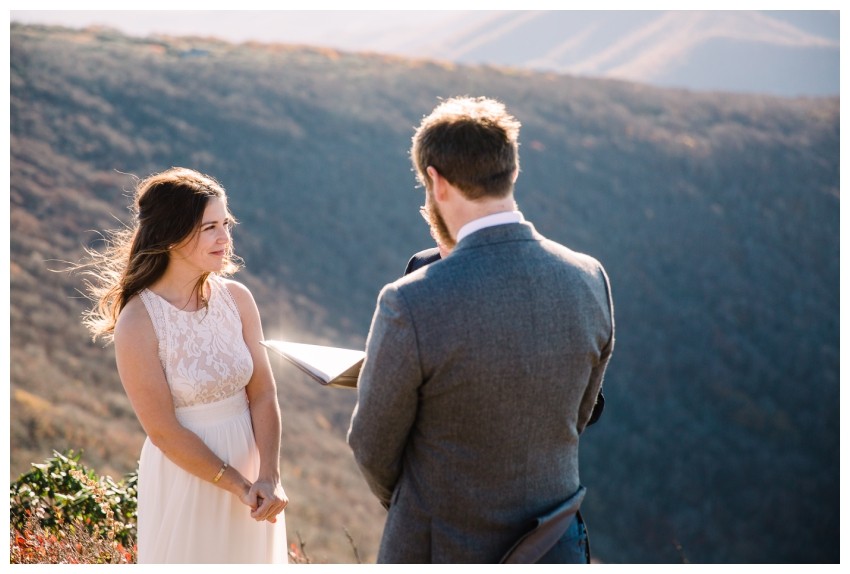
81;167;289;563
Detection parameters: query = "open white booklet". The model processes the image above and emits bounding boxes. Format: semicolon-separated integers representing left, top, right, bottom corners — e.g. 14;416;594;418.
260;340;364;389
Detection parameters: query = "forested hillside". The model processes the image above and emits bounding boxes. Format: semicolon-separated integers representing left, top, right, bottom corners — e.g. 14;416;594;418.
9;24;839;563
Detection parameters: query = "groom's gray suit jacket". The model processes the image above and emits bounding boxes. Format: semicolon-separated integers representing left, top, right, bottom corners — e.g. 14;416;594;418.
348;221;615;563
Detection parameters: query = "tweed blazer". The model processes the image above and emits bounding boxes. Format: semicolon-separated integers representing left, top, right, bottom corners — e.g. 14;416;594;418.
403;245;605;427
348;221;614;563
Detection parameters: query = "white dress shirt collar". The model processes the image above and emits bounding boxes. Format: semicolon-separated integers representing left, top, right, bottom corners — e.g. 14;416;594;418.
456;211;525;244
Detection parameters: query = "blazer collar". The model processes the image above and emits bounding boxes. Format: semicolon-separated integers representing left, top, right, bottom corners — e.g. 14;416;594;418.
452;220;541;254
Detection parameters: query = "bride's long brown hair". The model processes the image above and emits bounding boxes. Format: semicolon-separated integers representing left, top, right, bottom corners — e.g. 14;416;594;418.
81;167;241;342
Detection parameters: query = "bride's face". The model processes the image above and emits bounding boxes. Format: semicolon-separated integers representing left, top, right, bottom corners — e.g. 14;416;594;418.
170;197;233;273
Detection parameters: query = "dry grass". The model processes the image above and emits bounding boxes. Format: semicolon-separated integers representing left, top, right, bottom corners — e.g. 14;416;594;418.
11;514;135;564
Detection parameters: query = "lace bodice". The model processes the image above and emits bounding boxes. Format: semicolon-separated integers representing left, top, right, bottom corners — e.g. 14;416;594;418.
139;275;254;408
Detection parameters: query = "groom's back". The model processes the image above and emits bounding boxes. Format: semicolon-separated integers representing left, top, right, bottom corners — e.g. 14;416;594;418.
387;222;613;562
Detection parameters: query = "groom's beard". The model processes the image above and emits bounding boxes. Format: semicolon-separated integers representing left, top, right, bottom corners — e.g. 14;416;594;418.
424;192;455;251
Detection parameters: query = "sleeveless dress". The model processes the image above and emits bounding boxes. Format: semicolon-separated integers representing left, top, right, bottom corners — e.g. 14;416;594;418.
136;274;288;564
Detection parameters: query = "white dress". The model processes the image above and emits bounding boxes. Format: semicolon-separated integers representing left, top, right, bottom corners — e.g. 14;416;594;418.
136;274;288;564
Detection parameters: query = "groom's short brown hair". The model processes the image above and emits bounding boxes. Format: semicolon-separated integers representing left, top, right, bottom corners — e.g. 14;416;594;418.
411;96;521;200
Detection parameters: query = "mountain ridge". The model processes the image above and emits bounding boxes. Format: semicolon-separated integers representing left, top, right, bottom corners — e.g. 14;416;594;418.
422;11;839;96
9;10;839;97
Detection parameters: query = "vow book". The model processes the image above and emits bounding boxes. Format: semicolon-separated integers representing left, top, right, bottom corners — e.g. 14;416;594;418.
260;340;364;389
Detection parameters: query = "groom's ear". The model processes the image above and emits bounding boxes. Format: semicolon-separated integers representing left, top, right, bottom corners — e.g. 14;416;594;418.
426;166;450;202
426;166;439;186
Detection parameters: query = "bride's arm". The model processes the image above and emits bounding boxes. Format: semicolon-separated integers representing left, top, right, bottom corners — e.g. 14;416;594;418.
114;296;256;507
226;280;289;523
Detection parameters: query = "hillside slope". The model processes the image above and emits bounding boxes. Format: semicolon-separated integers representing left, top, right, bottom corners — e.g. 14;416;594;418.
9;24;839;563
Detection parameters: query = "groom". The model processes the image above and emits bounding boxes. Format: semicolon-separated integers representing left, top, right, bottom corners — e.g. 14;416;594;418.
348;96;615;563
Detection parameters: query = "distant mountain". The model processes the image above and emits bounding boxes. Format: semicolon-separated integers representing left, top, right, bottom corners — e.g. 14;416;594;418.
9;24;839;563
167;10;840;97
9;10;839;98
397;10;840;97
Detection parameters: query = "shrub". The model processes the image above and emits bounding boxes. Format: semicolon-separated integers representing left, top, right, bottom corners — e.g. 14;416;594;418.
9;450;310;564
9;449;138;558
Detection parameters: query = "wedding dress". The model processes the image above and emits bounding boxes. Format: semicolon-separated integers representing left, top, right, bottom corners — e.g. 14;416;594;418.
136;274;287;563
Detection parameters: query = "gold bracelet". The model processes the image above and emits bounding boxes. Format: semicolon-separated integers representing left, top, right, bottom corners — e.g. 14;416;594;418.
212;462;228;483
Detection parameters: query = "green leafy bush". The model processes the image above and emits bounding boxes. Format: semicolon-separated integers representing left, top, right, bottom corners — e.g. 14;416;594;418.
10;450;138;548
8;450;318;564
